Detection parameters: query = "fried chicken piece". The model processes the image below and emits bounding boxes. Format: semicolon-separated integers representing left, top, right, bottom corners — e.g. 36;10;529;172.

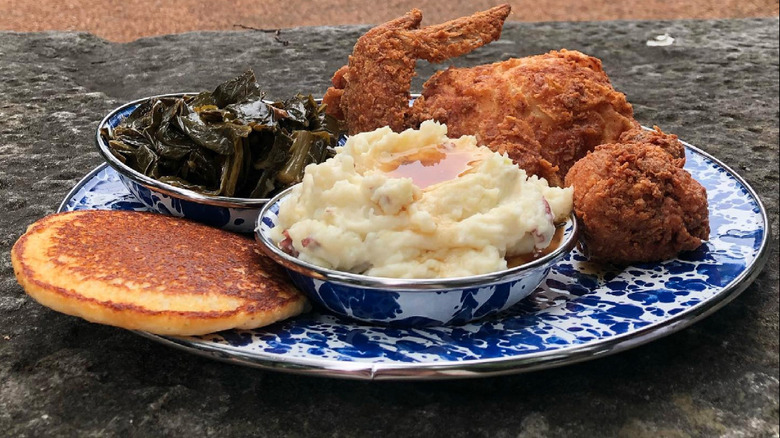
564;142;709;264
412;50;637;185
323;4;511;134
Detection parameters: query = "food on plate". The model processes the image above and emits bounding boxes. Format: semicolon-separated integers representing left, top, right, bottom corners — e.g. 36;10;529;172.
322;5;711;265
270;120;573;279
322;4;511;134
564;141;710;264
323;5;636;186
617;125;686;167
11;210;308;335
104;70;344;199
412;50;637;186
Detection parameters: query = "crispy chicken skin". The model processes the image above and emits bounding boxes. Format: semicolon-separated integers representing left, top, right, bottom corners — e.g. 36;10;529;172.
412;50;637;186
564;142;709;264
324;8;636;187
323;5;511;134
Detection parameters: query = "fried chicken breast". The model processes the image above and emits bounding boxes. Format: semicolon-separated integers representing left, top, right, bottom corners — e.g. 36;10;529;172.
412;50;637;186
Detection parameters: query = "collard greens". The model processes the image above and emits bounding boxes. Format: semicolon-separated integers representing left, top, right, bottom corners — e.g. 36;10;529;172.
103;70;344;198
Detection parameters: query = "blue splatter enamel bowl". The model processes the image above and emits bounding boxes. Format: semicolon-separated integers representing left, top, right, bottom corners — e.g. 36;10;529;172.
255;188;579;327
95;93;268;233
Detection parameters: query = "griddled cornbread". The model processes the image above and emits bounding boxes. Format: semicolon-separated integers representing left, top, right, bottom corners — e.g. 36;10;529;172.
11;210;308;336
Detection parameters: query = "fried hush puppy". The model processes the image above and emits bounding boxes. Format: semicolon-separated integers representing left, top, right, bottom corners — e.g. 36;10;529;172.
564;142;709;264
618;125;687;167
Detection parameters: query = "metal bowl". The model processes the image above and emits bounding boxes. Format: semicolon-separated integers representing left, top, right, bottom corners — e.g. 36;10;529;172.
255;188;579;327
95;93;269;233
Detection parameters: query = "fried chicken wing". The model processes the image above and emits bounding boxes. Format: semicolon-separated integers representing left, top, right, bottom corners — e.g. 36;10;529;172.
412;50;637;185
322;4;511;134
564;141;709;264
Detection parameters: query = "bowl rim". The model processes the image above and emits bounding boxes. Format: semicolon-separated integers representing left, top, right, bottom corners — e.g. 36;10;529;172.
255;187;579;291
95;92;271;209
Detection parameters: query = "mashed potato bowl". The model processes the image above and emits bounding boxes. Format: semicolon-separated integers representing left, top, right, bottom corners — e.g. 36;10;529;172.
256;189;578;327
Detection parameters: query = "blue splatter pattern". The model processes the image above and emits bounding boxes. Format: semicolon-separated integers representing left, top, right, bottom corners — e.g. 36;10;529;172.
62;137;768;372
257;200;573;327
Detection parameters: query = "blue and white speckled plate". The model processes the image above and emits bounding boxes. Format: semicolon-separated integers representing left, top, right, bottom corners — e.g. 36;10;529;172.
60;139;770;380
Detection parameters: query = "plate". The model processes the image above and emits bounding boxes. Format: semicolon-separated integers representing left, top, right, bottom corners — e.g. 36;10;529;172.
59;140;771;380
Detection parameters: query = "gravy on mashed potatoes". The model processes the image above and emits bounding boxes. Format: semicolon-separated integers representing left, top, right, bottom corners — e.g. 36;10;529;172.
270;120;573;279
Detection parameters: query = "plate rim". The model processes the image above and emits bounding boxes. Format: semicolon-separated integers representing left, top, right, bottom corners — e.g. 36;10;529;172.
60;135;772;381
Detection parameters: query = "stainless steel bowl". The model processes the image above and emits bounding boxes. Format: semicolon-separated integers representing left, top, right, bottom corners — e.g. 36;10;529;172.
95;93;270;233
255;187;579;327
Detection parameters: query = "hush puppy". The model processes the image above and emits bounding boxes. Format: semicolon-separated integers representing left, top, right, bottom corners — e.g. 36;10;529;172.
618;125;687;167
565;142;709;264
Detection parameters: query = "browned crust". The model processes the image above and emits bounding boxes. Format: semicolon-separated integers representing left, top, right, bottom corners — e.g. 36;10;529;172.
324;5;511;134
412;49;637;185
564;143;709;264
11;211;308;335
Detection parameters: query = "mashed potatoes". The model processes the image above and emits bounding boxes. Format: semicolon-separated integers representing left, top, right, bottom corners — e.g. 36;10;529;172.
270;121;573;279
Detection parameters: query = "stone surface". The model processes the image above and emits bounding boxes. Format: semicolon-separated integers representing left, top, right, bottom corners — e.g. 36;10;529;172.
1;18;778;437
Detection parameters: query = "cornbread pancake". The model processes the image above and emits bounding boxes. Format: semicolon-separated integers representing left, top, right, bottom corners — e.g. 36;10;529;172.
11;210;308;336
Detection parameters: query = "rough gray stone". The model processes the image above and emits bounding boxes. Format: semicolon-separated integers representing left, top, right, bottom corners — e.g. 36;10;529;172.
1;18;778;437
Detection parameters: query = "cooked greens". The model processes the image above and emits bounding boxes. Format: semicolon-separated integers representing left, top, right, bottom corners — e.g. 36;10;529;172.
103;70;344;198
